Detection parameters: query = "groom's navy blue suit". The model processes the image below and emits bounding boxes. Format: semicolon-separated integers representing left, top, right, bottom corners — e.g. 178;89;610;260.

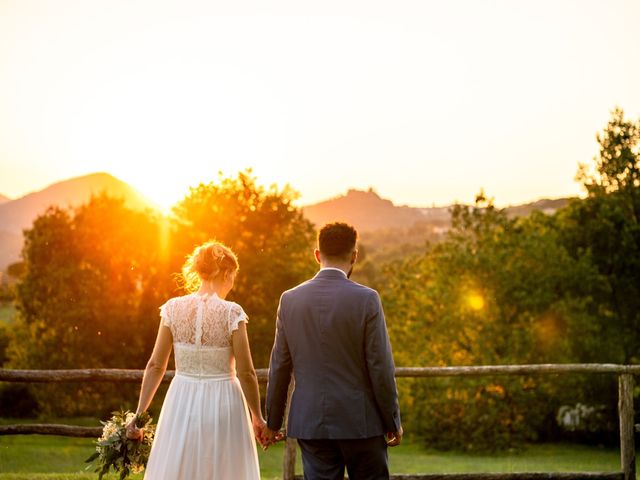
267;268;401;480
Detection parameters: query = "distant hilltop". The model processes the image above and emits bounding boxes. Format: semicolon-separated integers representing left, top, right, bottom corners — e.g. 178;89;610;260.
302;188;571;233
303;188;433;232
0;172;157;272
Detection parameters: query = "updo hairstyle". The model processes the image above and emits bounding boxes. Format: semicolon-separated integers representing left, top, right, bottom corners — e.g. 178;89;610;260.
181;241;239;293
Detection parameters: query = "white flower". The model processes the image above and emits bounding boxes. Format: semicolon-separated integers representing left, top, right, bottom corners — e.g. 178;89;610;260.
100;421;120;440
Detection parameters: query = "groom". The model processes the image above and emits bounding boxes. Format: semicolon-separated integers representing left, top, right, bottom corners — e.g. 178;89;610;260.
264;222;402;480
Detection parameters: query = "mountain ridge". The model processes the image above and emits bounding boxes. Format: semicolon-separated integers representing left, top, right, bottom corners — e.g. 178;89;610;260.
0;172;157;235
302;188;571;232
0;172;157;272
0;172;573;273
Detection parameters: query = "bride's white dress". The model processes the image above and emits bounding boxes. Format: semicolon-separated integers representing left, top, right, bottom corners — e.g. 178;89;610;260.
144;292;260;479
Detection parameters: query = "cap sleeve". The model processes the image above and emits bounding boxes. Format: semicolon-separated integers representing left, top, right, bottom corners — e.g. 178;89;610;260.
228;302;248;334
159;298;172;328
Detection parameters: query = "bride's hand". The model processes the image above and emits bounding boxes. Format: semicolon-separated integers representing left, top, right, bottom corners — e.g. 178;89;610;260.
125;417;143;441
251;416;267;446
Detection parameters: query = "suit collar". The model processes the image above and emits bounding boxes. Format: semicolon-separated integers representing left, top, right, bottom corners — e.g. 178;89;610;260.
315;268;349;280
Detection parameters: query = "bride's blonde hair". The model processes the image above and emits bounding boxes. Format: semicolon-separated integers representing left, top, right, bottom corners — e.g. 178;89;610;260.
181;241;239;293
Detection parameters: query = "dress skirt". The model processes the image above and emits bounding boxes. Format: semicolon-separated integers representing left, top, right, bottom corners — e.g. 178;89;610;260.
143;373;260;479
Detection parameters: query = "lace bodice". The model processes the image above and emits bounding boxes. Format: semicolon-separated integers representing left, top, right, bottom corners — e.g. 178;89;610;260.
160;293;248;377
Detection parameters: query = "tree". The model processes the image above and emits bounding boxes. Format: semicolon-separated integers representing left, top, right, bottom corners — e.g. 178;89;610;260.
376;109;640;449
561;107;640;363
7;171;316;415
578;107;640;200
170;170;316;366
8;195;173;415
380;193;604;449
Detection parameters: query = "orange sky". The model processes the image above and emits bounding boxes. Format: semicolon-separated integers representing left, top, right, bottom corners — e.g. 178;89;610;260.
1;0;639;209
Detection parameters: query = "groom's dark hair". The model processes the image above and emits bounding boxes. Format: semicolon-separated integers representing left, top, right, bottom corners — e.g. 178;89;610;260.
318;222;358;260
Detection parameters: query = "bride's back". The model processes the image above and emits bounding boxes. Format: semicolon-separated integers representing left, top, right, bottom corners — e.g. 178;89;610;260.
160;293;248;377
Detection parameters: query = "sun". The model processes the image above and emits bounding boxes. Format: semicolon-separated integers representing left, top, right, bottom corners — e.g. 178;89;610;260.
142;187;183;214
143;182;192;214
120;171;192;214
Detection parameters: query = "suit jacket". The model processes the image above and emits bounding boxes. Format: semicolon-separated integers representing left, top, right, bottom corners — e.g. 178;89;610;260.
266;268;401;439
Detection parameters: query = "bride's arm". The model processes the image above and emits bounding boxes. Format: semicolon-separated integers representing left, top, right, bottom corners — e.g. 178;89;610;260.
126;324;172;439
135;325;173;415
232;322;266;427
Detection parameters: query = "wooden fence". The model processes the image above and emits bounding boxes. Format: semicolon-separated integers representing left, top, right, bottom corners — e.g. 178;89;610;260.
0;364;637;480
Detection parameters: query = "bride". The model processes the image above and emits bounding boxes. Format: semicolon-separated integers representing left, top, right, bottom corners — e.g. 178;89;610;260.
126;240;265;479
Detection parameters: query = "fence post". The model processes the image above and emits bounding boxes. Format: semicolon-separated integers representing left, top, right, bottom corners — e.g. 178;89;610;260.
283;437;297;480
283;378;296;480
618;373;635;480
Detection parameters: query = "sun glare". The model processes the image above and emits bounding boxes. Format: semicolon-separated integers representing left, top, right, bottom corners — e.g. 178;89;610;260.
467;292;485;311
136;181;185;213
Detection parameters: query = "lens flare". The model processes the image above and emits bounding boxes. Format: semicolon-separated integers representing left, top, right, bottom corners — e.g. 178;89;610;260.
467;292;485;311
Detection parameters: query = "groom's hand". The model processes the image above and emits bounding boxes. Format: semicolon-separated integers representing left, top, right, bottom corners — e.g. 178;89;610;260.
260;426;285;450
261;426;277;450
386;425;403;447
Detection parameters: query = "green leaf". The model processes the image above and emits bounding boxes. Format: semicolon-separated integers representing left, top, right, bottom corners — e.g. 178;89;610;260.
85;451;100;463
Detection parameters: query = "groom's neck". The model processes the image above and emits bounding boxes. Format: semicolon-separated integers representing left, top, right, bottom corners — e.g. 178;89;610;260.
320;261;351;275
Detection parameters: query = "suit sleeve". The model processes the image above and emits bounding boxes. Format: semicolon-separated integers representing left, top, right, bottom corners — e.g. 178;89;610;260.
266;294;293;431
364;290;401;433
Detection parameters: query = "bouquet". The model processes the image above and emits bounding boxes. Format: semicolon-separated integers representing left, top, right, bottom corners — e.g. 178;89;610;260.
85;410;155;479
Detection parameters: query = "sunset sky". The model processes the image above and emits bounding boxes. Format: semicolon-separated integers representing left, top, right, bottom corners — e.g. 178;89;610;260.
1;0;639;210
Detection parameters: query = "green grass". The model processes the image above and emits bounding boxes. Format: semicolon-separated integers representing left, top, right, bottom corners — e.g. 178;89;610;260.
0;433;295;479
0;426;622;480
0;302;15;325
387;441;620;473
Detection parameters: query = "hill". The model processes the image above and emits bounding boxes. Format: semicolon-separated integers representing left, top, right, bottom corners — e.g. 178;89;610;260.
302;189;573;265
0;172;157;271
0;172;156;235
302;188;430;232
0;176;573;272
303;188;570;233
504;197;571;217
0;193;9;204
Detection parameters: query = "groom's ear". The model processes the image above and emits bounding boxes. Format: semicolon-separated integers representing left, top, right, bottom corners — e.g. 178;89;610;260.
351;249;358;265
314;249;322;265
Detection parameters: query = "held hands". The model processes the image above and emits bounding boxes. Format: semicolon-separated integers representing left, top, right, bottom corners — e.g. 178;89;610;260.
252;416;284;450
386;425;403;447
257;425;286;450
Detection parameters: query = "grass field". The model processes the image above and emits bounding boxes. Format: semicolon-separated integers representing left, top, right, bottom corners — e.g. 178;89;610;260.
0;426;622;480
0;433;295;479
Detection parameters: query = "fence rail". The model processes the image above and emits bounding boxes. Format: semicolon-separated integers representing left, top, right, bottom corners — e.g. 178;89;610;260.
3;364;640;384
0;424;102;437
0;364;636;480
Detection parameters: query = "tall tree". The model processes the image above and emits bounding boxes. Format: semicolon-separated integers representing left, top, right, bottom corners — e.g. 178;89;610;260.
8;195;173;415
561;107;640;363
170;170;316;366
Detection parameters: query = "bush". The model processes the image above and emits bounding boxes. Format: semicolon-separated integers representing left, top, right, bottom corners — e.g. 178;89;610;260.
0;384;39;417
